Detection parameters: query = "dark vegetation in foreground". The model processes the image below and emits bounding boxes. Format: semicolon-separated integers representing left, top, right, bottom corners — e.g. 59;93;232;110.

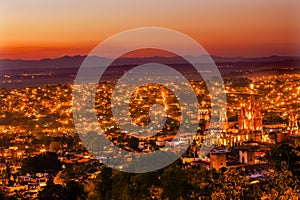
1;144;299;200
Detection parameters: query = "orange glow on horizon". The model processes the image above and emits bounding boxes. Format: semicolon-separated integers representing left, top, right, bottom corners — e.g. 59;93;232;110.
0;0;299;59
0;45;94;60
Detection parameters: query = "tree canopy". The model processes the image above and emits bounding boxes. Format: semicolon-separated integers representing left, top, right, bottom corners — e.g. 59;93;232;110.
20;152;61;174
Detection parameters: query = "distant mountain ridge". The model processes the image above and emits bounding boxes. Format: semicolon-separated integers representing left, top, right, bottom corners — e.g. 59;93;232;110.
0;55;299;89
1;55;300;70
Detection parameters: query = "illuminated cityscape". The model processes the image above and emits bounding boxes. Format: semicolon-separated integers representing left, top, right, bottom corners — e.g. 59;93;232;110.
0;69;299;198
1;0;300;198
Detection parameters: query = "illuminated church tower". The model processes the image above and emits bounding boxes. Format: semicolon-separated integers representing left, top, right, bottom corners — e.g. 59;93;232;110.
238;84;262;141
288;113;299;135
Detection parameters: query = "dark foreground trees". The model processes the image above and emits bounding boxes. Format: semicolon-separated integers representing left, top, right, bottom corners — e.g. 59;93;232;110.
20;152;61;174
83;163;215;200
82;160;300;200
266;143;300;177
38;179;85;200
33;144;300;199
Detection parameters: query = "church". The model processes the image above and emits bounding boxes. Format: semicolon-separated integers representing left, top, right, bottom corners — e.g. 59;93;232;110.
238;85;263;142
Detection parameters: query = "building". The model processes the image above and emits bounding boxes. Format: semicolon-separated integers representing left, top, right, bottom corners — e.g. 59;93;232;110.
238;147;255;165
238;84;263;142
210;148;229;170
199;108;210;122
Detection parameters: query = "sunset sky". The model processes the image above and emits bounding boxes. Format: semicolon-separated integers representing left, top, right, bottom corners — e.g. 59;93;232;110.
0;0;299;59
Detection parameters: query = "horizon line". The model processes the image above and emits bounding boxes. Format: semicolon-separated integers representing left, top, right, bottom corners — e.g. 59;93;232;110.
1;54;300;61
